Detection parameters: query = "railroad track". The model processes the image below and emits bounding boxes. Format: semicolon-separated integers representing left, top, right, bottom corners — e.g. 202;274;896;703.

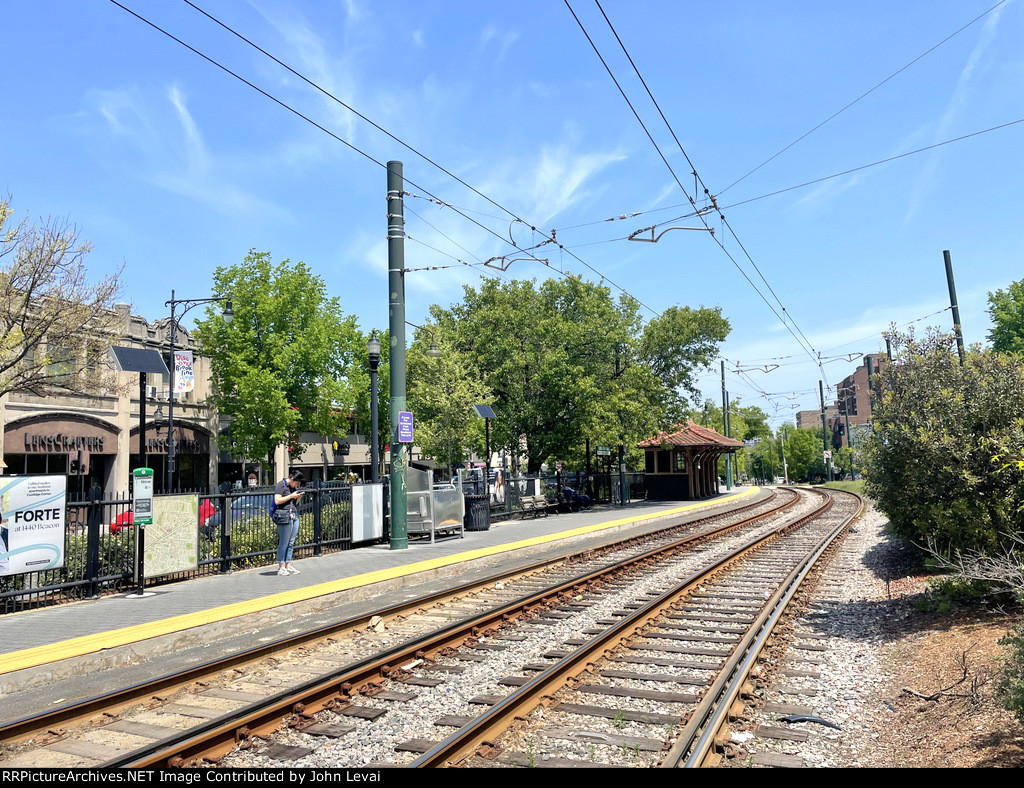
408;487;861;768
0;487;839;769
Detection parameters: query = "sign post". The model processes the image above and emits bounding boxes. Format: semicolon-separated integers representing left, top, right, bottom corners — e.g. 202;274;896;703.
127;468;155;598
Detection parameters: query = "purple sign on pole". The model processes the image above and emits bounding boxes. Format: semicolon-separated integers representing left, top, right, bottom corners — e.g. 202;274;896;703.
398;411;414;443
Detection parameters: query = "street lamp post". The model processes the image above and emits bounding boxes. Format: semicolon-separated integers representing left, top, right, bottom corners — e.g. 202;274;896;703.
367;331;381;484
165;290;233;493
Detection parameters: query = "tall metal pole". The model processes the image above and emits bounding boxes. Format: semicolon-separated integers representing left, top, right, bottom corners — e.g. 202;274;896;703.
139;373;148;474
387;162;408;549
779;427;789;483
369;346;380;484
721;360;732;490
166;291;177;494
843;388;852;478
943;250;966;365
819;379;832;482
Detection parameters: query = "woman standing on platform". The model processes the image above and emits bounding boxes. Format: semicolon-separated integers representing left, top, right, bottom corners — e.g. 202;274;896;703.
273;470;305;576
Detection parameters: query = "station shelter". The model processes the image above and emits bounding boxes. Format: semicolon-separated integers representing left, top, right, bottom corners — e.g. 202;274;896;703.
639;420;743;500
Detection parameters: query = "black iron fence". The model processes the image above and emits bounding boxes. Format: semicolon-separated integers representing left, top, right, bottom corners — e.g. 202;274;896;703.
460;471;646;516
0;480;355;614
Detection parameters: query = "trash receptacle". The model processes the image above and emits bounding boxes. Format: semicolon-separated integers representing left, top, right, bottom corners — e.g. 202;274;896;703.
464;495;491;531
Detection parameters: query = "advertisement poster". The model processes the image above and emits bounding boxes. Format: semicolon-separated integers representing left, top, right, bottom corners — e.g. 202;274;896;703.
173;349;195;393
0;474;67;577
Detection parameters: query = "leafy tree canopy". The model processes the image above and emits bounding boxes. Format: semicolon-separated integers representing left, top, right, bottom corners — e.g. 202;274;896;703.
194;250;363;468
407;328;492;473
430;275;729;473
865;328;1024;555
988;277;1024;356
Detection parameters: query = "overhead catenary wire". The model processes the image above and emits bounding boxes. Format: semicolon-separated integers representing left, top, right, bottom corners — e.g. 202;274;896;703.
168;0;658;316
573;0;826;382
550;115;1024;246
718;0;1010;195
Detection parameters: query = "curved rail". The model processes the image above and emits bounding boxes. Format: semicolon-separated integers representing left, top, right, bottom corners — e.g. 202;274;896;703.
98;490;796;767
1;490;778;747
407;488;837;767
666;488;864;768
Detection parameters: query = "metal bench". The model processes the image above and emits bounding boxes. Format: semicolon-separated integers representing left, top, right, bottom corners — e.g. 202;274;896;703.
520;494;552;518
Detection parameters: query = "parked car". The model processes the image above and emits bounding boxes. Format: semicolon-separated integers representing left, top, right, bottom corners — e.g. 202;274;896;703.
110;510;134;534
230;494;272;524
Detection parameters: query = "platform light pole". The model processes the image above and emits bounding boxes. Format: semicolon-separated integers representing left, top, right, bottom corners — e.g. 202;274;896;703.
165;291;233;493
367;331;381;484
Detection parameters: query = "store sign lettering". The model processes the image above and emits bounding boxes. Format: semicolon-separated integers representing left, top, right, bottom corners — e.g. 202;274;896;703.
24;434;104;453
147;437;203;454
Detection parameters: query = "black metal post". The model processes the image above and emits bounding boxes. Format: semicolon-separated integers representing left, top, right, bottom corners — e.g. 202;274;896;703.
219;481;232;573
139;373;148;474
166;291;177;493
164;292;233;493
85;483;102;598
368;333;381;484
312;478;323;556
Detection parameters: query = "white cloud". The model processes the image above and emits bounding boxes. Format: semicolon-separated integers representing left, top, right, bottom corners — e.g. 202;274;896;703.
478;25;519;64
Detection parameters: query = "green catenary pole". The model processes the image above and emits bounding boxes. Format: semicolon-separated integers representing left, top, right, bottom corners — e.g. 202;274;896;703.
387;162;408;550
721;360;732;490
819;379;832;482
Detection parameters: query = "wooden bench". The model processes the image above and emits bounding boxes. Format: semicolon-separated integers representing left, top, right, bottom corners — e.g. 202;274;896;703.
520;495;553;518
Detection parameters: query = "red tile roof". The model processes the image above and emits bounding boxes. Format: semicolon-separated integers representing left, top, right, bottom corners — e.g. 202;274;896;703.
637;420;744;449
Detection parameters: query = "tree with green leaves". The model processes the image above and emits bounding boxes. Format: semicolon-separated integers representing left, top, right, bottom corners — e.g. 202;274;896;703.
988;277;1024;356
772;425;828;483
431;275;729;473
0;197;122;399
194;250;363;474
865;328;1024;556
407;329;492;474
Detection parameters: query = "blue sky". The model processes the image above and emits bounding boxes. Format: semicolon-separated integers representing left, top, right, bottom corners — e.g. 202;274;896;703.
4;0;1023;427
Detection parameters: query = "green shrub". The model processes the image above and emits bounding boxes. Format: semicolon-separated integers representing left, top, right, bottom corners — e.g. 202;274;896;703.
996;597;1024;726
914;576;996;613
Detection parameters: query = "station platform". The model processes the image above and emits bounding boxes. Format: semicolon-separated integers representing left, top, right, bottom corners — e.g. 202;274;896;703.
0;486;762;721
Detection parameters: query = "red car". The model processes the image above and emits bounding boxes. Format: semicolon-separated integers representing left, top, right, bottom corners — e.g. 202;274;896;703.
110;510;134;534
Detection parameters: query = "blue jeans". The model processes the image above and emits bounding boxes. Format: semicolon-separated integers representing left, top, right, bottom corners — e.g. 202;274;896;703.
276;516;299;564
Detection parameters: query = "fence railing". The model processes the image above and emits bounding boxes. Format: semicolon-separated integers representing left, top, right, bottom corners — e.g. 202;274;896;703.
460;471;646;514
0;480;356;615
2;472;646;614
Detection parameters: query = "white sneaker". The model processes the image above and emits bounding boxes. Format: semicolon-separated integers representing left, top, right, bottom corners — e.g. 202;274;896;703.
287;567;300;575
277;568;290;576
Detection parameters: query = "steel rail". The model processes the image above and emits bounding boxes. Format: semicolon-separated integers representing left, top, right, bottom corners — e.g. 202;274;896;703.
666;488;864;768
407;487;833;768
94;490;796;768
1;490;778;746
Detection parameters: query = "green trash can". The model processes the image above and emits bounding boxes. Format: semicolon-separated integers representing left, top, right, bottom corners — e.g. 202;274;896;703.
464;495;491;531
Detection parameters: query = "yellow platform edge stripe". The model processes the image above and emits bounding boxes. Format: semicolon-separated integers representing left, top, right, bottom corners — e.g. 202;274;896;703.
1;488;758;674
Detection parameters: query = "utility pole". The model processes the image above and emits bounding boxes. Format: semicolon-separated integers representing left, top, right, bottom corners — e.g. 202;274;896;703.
819;379;832;482
779;426;789;483
387;161;408;549
721;360;732;490
944;250;966;365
